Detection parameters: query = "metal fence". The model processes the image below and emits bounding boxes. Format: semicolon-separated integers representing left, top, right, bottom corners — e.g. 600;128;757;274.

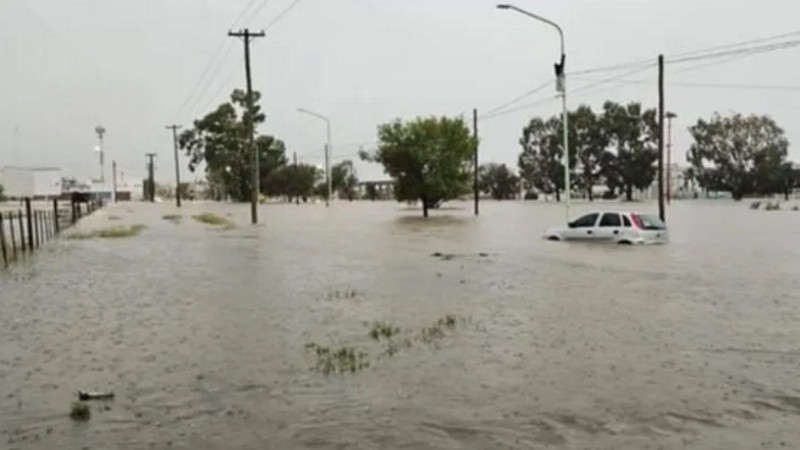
0;198;102;268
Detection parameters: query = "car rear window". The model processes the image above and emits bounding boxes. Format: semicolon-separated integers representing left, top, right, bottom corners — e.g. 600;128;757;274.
622;215;632;227
599;213;622;227
639;214;666;230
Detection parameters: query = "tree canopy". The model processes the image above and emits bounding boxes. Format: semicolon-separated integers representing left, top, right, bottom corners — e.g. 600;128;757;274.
688;113;790;200
479;163;519;200
363;116;474;217
331;160;359;201
179;89;287;202
264;163;320;202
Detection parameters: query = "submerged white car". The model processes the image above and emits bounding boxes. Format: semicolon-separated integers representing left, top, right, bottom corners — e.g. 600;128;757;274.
545;211;668;244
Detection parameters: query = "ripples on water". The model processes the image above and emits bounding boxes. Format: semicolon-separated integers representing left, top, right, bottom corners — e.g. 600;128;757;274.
1;200;800;449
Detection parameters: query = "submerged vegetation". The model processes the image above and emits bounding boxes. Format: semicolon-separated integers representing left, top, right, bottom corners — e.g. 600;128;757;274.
193;213;235;229
70;402;91;421
66;224;145;240
306;314;465;376
162;214;182;224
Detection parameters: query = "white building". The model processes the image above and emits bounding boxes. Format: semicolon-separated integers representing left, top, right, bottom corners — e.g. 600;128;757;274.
0;166;62;199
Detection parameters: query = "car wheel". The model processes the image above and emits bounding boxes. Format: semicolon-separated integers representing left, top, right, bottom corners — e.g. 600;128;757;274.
617;240;633;245
546;236;561;241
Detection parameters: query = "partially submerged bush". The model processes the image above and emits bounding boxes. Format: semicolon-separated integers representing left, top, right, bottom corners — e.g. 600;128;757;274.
70;402;91;421
305;343;369;375
162;214;182;224
369;321;400;341
66;224;145;240
421;315;458;343
193;213;234;229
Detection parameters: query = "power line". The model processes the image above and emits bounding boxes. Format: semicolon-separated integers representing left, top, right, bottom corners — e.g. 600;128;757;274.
669;29;800;59
480;80;553;119
667;39;800;64
264;0;304;33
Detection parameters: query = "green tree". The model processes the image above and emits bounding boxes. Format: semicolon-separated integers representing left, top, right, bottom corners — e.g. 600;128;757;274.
0;184;6;202
601;101;659;201
331;160;359;201
179;89;287;202
688;113;789;200
265;163;320;202
518;117;572;201
479;163;519;200
363;116;474;217
571;106;611;201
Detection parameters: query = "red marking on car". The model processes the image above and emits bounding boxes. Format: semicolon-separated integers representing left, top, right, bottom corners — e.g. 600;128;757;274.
630;214;644;229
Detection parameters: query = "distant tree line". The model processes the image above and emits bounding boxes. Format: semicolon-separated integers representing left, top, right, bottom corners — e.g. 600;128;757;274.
514;102;797;201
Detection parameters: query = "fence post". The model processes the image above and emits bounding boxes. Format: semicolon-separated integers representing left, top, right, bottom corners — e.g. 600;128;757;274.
53;199;59;234
9;212;17;260
34;210;40;249
0;214;7;267
25;199;34;251
18;210;26;253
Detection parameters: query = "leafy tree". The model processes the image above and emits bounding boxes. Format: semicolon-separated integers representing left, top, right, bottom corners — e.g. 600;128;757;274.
0;184;5;202
688;113;789;200
479;163;519;200
179;89;287;202
363;116;474;217
331;160;359;201
364;182;378;201
601;101;659;201
265;163;320;202
571;105;611;201
518;117;569;201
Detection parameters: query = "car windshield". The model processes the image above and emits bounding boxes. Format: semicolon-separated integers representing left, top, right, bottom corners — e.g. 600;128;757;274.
638;214;666;230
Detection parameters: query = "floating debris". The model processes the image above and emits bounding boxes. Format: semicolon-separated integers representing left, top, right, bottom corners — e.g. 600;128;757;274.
78;390;115;401
749;202;761;210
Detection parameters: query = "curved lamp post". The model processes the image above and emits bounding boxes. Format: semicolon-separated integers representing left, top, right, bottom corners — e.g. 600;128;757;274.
297;108;332;207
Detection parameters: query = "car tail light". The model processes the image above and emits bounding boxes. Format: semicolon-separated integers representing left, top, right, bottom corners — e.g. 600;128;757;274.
630;214;644;229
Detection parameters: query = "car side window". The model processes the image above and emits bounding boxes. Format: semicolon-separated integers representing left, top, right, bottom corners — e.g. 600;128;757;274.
600;213;622;227
572;213;599;228
622;215;632;227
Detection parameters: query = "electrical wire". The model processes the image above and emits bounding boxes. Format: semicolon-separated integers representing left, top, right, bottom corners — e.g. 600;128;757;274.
479;80;553;119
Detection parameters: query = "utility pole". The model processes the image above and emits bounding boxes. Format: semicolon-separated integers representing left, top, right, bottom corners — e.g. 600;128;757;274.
166;124;183;207
665;112;677;205
658;54;666;223
146;153;157;203
473;109;479;216
293;151;299;205
229;28;265;224
112;160;118;203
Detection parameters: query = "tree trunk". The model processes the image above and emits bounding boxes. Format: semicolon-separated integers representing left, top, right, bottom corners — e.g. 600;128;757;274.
625;185;633;202
785;190;790;201
421;195;429;218
555;190;561;202
588;188;594;202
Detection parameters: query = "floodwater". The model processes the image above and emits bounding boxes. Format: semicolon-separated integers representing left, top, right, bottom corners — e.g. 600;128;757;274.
1;200;800;449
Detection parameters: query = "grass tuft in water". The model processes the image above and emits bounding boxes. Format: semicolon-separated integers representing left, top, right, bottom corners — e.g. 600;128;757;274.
193;213;235;228
162;214;182;224
421;314;459;343
305;343;370;375
66;224;145;240
369;321;401;341
70;402;91;421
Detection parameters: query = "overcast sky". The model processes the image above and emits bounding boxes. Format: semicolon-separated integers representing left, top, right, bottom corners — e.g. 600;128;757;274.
2;0;799;184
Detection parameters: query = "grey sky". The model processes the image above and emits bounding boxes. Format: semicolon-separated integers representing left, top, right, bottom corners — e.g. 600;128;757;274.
2;0;799;184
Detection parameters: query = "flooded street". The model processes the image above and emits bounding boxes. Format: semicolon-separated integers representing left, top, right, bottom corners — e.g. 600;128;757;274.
2;200;800;449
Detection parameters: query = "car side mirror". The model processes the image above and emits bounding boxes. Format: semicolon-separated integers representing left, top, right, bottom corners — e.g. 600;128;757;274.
568;221;576;228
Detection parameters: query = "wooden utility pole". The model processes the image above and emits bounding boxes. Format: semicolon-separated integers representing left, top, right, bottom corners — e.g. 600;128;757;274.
473;109;479;216
146;153;157;203
658;54;666;223
166;124;183;207
229;28;265;224
293;151;299;205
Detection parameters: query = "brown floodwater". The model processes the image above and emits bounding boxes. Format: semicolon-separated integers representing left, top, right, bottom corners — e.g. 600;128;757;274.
1;200;800;449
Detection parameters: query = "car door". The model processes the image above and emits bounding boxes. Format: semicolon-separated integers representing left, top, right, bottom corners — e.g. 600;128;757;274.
563;213;599;240
596;212;623;241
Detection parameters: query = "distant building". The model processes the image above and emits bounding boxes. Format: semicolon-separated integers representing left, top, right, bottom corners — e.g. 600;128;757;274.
0;166;62;200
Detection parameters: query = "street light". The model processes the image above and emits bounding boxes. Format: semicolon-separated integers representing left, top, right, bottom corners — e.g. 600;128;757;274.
665;111;677;205
95;125;106;184
297;108;332;207
497;4;570;222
